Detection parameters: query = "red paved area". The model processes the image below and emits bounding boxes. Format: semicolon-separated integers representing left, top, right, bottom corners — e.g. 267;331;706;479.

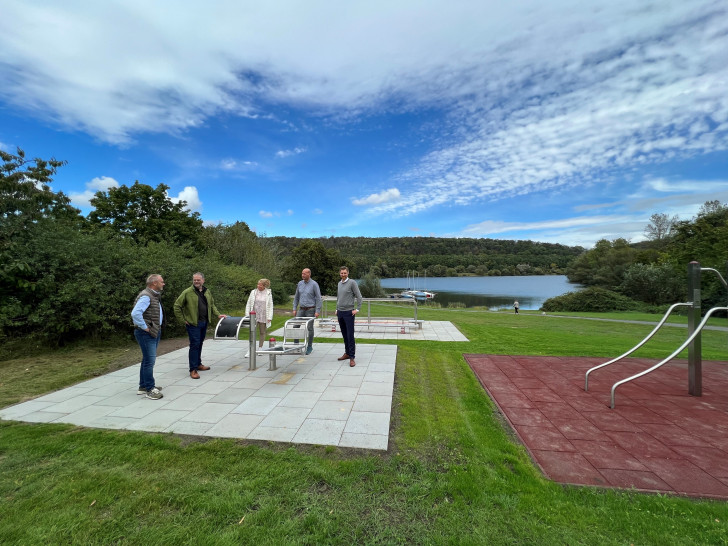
464;354;728;499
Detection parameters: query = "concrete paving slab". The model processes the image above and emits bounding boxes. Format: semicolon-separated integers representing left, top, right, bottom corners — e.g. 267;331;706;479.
1;321;461;451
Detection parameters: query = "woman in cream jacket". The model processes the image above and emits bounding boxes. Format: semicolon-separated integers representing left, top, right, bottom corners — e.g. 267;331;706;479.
245;278;274;357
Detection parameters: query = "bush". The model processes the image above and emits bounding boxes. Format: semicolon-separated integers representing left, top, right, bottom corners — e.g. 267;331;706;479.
358;273;386;298
618;263;685;305
541;287;639;313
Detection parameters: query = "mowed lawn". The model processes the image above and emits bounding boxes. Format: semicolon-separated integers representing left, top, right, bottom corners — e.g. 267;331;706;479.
2;307;728;544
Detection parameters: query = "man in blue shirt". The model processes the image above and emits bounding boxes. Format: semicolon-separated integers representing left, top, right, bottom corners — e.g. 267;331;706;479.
293;268;322;355
131;274;165;400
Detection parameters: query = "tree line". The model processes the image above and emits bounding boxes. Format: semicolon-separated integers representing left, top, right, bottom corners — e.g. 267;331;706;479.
543;201;728;313
269;236;584;278
14;145;716;343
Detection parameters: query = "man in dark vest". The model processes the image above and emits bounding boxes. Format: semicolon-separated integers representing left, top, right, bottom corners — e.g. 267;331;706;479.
131;274;165;400
174;272;227;379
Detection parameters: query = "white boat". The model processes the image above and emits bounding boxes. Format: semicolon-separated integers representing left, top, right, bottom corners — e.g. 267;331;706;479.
399;271;436;300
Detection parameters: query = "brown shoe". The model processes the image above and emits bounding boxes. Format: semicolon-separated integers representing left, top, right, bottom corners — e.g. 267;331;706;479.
337;353;350;361
197;364;210;371
349;359;356;367
190;370;200;379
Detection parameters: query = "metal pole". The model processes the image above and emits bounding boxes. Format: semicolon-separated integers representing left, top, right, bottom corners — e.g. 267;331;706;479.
687;261;701;396
249;311;257;371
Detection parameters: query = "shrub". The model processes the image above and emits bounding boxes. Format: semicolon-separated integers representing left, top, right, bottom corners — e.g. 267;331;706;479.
541;287;639;312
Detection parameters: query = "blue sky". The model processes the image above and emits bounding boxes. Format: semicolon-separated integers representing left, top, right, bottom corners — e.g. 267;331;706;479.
1;0;727;248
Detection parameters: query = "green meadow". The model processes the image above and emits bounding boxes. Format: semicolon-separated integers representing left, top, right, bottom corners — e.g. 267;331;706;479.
2;306;728;544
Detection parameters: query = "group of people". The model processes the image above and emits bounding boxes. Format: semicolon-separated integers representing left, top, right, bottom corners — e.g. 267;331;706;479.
131;267;362;400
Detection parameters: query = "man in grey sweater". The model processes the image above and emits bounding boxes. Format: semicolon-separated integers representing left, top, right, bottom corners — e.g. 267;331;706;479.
335;266;363;367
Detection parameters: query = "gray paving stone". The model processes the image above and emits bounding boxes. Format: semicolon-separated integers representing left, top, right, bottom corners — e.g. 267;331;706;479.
255;383;295;398
232;396;280;416
358;381;392;396
163;393;214;410
0;400;55;419
209;388;256;404
320;386;358;402
293;418;346;446
53;405;118;425
278;391;322;409
259;406;310;429
18;411;68;423
165;420;214;436
248;426;297;442
181;402;237;424
352;395;392;413
308;400;353;421
344;411;390;436
292;379;330;393
126;409;189;431
204;413;263;437
339;433;389;450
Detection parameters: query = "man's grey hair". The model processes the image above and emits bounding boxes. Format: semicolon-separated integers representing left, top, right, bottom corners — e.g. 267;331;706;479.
146;274;162;286
193;272;205;280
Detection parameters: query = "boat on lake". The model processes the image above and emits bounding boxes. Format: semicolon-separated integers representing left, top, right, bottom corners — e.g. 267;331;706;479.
398;271;436;301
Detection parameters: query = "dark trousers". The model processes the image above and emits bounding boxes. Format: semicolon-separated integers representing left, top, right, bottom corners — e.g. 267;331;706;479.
135;328;160;391
296;307;316;349
337;309;355;358
186;320;208;371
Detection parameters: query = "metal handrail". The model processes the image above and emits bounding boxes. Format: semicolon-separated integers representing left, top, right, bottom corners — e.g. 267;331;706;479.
584;302;692;391
701;267;728;289
609;306;728;408
321;296;419;324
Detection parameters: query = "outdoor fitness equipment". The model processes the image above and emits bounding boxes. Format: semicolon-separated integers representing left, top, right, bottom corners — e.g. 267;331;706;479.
584;261;728;408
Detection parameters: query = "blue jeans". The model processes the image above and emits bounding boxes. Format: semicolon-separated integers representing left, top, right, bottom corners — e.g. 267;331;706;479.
186;321;208;371
337;310;355;359
296;307;316;350
134;328;160;391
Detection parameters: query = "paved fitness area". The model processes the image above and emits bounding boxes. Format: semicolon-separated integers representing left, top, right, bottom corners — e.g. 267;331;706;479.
0;321;466;451
465;354;728;499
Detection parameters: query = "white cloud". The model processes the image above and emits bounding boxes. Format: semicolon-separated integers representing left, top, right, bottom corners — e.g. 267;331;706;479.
313;208;323;214
352;188;401;206
259;210;274;218
287;209;294;215
69;176;119;208
219;158;257;170
0;0;726;249
276;147;306;158
169;186;202;212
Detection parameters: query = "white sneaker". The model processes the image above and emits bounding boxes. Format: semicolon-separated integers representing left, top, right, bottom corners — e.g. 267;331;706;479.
245;351;249;358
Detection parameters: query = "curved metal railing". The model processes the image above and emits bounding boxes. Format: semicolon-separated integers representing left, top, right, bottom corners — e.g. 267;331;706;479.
584;302;692;392
609;306;728;408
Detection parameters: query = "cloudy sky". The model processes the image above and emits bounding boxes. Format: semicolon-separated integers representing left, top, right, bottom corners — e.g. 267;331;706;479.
1;0;727;248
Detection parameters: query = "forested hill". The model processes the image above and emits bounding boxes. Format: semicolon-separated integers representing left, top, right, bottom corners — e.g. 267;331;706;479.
268;236;584;277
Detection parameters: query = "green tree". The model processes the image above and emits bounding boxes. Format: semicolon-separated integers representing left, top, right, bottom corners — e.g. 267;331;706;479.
644;212;678;243
358;273;386;298
89;181;203;246
567;238;638;288
0;148;83;292
619;263;684;305
283;240;342;295
201;221;278;276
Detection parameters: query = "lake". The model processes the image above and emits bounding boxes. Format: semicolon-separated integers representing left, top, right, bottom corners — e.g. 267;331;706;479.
378;275;583;310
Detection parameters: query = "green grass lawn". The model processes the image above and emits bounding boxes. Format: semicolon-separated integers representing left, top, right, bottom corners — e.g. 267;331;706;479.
2;309;728;544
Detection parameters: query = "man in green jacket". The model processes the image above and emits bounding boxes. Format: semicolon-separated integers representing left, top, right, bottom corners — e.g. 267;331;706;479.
174;272;226;379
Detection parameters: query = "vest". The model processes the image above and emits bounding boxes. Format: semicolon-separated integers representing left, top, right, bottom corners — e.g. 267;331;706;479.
134;287;163;338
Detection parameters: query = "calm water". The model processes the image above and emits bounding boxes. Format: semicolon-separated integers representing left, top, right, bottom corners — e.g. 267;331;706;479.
378;275;583;310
